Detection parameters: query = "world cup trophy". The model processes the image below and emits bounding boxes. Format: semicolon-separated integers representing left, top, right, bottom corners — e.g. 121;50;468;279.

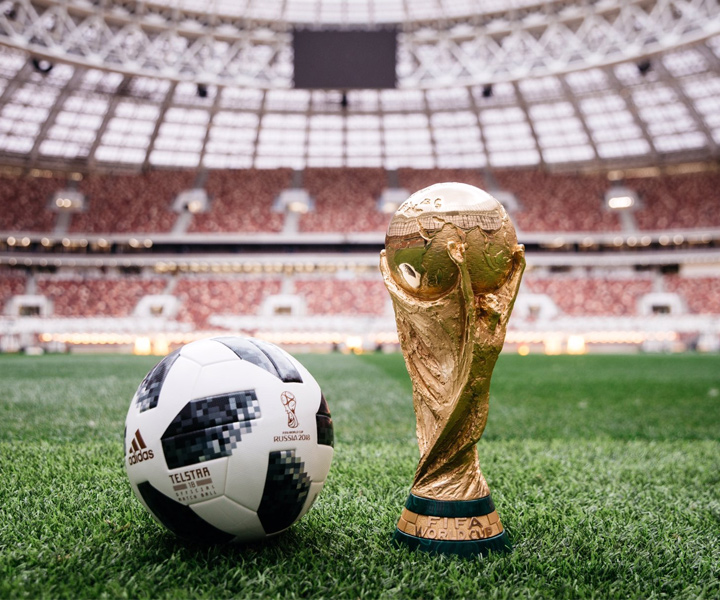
380;182;525;557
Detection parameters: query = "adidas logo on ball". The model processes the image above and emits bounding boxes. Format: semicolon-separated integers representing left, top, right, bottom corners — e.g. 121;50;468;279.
127;429;155;465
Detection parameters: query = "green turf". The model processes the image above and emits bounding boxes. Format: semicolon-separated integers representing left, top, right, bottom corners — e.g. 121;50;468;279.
1;352;719;599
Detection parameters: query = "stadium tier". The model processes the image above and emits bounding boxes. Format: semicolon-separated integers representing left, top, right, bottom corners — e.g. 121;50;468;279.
35;276;167;317
1;263;720;354
1;167;720;236
0;272;27;308
189;169;290;234
0;174;63;232
0;271;714;322
299;168;388;233
294;279;388;315
665;275;720;315
494;170;622;232
174;277;282;327
0;163;719;354
521;276;654;317
627;172;720;231
71;171;196;234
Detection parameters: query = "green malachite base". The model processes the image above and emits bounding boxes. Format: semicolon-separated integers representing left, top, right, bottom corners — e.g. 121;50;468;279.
393;527;512;558
393;493;512;558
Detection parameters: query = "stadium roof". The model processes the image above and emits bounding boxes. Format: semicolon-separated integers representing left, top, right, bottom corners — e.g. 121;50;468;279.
0;0;719;171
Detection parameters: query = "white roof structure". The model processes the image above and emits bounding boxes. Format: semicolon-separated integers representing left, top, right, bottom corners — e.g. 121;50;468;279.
0;0;718;171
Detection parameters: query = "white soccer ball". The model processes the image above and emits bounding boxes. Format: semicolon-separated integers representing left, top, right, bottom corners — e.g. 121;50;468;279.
124;336;334;543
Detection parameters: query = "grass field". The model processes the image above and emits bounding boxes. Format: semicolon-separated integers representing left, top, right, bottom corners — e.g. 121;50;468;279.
1;351;719;599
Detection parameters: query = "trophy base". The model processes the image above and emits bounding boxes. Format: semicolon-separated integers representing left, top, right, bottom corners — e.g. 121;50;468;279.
393;493;512;558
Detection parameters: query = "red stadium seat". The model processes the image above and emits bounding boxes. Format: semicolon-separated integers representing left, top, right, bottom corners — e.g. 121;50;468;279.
36;276;166;317
72;171;195;234
189;170;291;233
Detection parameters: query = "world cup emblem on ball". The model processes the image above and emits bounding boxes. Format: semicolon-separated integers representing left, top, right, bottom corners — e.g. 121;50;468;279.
281;391;299;428
380;182;525;557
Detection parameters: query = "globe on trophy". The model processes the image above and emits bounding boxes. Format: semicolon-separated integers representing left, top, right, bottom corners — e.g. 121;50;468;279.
380;182;525;558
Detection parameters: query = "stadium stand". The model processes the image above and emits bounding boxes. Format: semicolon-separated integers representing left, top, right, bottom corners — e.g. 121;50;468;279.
12;270;717;326
71;171;195;234
299;168;388;233
664;275;720;314
522;275;654;316
627;172;720;231
493;170;622;233
1;164;719;355
3;168;720;237
0;174;61;232
174;277;282;326
189;169;291;233
35;276;167;317
0;271;27;311
294;279;388;315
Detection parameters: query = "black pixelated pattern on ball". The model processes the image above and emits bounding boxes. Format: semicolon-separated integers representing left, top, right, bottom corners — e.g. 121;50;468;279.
161;390;261;470
137;481;234;544
257;450;311;534
247;338;304;383
315;393;334;447
215;336;303;384
315;415;334;447
135;350;180;413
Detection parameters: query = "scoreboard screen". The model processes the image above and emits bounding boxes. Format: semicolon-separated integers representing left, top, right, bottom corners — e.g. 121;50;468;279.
293;28;397;90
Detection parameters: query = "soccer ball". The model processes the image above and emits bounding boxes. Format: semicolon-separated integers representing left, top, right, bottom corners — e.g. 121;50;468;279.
385;182;518;299
124;336;334;543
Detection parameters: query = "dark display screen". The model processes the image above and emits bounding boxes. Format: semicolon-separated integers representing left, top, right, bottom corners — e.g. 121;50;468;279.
293;28;397;89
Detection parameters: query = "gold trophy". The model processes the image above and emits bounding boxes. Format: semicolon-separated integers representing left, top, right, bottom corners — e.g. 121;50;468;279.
380;182;525;557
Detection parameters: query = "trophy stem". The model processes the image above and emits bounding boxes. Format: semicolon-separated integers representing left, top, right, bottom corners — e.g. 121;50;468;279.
393;493;511;558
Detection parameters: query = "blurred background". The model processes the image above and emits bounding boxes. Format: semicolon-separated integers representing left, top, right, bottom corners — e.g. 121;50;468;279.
0;0;719;356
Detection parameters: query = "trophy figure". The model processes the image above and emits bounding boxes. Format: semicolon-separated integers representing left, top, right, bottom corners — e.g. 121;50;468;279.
380;182;525;557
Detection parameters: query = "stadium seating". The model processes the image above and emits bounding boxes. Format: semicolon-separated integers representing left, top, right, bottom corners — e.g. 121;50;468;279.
0;174;61;232
299;168;388;232
493;170;621;232
70;171;195;234
174;277;282;326
664;275;720;314
3;168;720;237
0;271;27;311
294;279;388;315
189;169;290;233
627;172;720;230
522;275;653;316
36;276;166;317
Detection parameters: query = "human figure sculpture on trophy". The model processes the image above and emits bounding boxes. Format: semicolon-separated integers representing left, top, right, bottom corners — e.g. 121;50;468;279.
380;181;525;557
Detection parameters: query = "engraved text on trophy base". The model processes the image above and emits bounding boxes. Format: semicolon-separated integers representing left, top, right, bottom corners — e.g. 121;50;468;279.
396;508;504;540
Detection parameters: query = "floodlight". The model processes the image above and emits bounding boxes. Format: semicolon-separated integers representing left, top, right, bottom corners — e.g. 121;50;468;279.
187;200;203;213
50;190;85;211
173;189;209;214
275;188;313;213
31;57;53;73
288;200;310;213
605;187;638;210
608;195;634;209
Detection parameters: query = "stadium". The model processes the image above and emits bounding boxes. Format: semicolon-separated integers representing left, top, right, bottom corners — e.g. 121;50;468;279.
0;0;718;597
